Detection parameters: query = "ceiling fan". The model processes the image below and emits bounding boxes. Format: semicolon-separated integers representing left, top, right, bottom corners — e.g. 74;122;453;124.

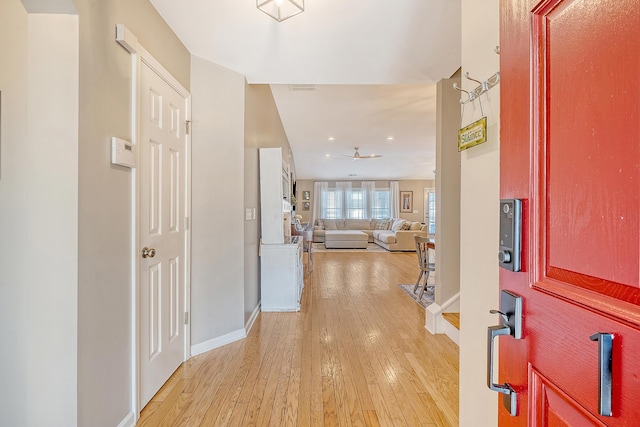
340;147;383;160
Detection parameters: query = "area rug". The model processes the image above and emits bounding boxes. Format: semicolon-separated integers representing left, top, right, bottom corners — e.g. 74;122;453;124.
398;284;434;309
312;242;388;253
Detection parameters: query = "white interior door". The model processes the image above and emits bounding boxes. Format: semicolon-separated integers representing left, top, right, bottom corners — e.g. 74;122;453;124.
138;59;188;408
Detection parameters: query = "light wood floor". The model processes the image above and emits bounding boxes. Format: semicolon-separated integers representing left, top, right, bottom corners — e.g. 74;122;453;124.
137;251;459;426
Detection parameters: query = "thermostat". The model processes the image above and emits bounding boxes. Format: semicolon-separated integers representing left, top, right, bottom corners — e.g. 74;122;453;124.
111;137;136;168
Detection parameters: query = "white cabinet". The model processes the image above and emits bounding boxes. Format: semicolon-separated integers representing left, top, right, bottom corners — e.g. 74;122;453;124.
259;148;291;244
259;148;302;312
261;236;304;312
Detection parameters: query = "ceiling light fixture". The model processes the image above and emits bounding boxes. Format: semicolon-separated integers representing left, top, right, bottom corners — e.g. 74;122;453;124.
328;137;335;141
387;136;394;141
257;0;304;22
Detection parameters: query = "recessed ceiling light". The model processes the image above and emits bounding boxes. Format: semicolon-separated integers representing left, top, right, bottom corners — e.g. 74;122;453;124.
328;137;335;141
387;136;394;141
348;174;357;177
325;154;331;157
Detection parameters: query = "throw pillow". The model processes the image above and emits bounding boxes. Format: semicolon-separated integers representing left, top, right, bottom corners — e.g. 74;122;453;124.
400;221;412;230
324;219;338;230
391;219;405;232
317;219;325;229
409;221;422;231
375;219;389;230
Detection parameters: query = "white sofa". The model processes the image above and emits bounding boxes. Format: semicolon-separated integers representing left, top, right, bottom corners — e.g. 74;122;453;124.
373;218;428;251
313;219;374;243
313;218;428;251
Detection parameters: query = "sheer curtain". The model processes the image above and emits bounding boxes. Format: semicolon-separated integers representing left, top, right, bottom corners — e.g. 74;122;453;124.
390;181;400;218
311;181;327;226
336;181;352;218
362;181;376;218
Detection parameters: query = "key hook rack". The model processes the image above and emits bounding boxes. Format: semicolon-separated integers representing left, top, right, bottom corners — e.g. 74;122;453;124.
454;47;501;104
454;71;500;104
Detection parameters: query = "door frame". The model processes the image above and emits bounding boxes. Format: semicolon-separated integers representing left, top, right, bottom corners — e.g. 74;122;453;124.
116;25;192;417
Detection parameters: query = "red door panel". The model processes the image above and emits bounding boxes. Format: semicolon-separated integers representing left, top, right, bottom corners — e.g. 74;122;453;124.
500;0;640;424
530;368;607;427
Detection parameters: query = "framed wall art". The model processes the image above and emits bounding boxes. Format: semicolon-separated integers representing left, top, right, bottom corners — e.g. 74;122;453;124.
400;191;413;213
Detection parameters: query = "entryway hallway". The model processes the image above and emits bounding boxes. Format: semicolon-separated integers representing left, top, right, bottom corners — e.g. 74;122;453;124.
138;251;459;426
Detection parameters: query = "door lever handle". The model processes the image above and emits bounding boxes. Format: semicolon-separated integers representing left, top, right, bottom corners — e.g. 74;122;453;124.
590;332;613;417
487;324;517;416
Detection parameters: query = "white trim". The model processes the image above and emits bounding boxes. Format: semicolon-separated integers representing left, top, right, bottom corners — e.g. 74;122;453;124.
139;48;189;99
191;329;248;357
115;24;137;54
116;412;136;427
245;303;261;335
425;292;460;344
116;23;192;418
441;318;460;346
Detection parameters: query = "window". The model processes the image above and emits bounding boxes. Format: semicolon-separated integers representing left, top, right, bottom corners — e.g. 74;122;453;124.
427;191;436;235
371;190;390;219
323;189;341;219
318;183;391;219
346;190;365;218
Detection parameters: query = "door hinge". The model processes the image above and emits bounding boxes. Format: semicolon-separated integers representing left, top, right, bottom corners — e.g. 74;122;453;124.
185;120;192;135
184;217;190;230
184;311;189;325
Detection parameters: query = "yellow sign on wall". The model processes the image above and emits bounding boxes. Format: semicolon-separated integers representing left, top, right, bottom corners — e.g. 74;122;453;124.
458;116;487;151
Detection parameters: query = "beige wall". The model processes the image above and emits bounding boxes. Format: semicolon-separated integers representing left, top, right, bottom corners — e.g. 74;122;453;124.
398;180;434;223
295;179;434;224
459;0;501;425
0;3;79;424
190;57;246;346
435;76;462;306
0;5;29;423
74;0;190;424
245;84;293;323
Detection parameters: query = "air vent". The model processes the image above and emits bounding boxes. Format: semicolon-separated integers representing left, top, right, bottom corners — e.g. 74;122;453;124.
290;84;317;92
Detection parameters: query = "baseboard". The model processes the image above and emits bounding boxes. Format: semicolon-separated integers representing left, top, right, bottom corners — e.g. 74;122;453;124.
191;328;247;357
441;318;460;346
245;302;261;335
116;411;136;427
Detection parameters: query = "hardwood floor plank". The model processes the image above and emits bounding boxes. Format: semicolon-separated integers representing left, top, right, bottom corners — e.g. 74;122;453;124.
137;251;459;426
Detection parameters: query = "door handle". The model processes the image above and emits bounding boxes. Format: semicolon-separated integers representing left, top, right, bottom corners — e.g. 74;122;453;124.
486;290;523;417
589;332;613;417
487;325;517;416
141;247;156;258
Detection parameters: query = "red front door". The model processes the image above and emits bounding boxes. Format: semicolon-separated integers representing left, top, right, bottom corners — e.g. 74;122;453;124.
499;0;640;424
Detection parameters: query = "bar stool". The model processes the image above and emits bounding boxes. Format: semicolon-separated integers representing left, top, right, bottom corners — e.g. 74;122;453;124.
413;236;435;300
292;219;313;272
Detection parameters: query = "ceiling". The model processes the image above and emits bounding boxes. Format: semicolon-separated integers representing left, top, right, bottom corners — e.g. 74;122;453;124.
149;0;462;180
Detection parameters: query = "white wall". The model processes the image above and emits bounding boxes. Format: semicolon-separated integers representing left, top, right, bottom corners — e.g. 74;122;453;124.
459;0;500;425
190;56;246;346
0;3;79;425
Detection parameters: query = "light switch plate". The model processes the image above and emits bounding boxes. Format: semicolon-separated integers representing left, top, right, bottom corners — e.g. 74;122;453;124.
245;208;252;221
